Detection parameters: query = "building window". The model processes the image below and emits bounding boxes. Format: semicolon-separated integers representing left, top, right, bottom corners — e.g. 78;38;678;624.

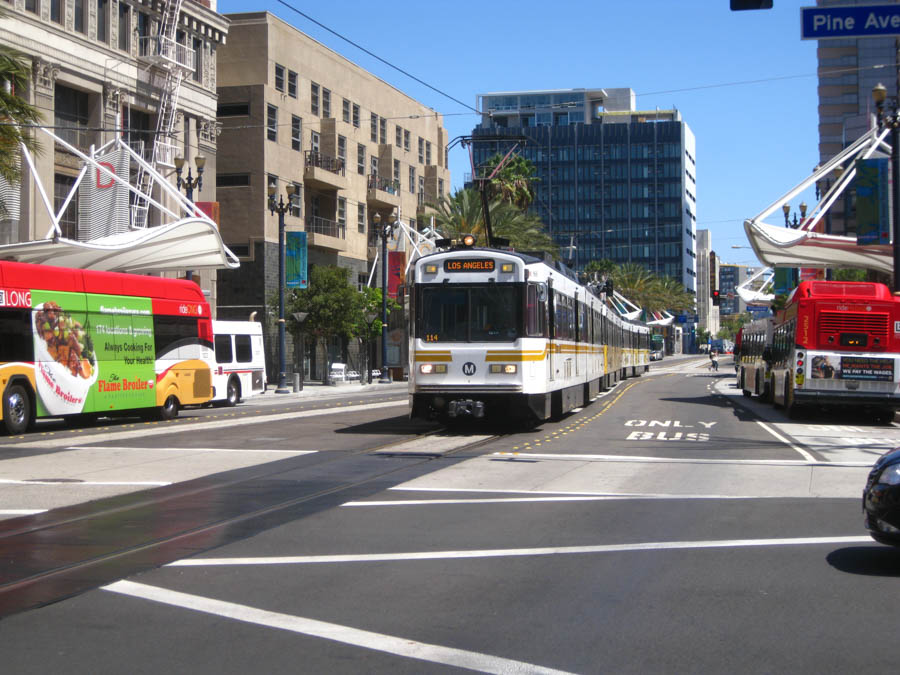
409;166;415;193
287;71;297;98
311;83;319;116
342;99;350;123
393;159;400;183
117;2;129;50
425;141;432;165
395;126;402;147
274;64;285;92
218;102;249;116
370;114;378;143
137;12;150;55
291;115;301;151
291;183;302;217
267;104;278;142
352;104;360;128
418;176;424;195
216;173;251;187
97;0;109;43
358;203;366;233
337;197;346;227
418;137;424;163
310;131;320;154
54;174;78;240
51;0;62;23
337;135;346;164
75;0;86;33
379;117;386;145
370;156;378;176
55;84;90;151
192;38;202;84
438;178;444;197
403;129;410;151
322;88;331;118
357;144;365;175
25;0;37;13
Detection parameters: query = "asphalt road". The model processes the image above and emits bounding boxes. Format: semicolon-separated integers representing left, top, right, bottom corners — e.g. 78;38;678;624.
1;357;896;674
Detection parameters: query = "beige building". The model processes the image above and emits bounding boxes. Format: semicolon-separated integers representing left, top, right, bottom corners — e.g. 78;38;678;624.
215;12;450;377
0;0;229;302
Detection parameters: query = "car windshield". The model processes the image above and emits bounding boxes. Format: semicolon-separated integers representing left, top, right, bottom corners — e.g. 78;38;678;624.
418;284;522;342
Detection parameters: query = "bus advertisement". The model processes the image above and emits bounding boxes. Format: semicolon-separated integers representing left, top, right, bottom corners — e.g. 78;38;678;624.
1;260;214;434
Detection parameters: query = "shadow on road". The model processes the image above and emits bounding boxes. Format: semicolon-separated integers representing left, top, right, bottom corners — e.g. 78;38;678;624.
826;545;900;576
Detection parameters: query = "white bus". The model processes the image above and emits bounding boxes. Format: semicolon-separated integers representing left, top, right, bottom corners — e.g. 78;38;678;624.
211;320;266;406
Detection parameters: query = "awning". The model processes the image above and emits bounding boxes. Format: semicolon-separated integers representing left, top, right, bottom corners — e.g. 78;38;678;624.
0;217;239;273
743;219;892;274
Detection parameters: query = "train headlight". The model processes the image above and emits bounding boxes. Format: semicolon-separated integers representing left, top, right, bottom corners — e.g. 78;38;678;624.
419;364;447;374
489;364;517;374
462;234;476;247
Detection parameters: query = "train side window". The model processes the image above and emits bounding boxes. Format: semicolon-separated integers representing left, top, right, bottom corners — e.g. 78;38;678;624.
526;284;547;337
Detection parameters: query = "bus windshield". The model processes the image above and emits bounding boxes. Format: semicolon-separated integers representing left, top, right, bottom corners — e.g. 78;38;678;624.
418;284;522;342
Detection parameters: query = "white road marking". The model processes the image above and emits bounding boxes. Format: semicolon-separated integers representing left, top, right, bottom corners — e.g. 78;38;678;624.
0;478;171;486
342;494;781;506
0;509;46;515
102;580;572;675
166;535;872;567
491;452;871;467
65;446;316;455
755;421;817;462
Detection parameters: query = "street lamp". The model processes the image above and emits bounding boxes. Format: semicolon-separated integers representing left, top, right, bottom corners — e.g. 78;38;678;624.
781;201;807;228
292;311;308;391
173;155;206;201
373;212;395;383
268;180;297;394
873;82;900;292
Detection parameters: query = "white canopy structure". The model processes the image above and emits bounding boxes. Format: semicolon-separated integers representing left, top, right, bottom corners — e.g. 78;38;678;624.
0;127;239;273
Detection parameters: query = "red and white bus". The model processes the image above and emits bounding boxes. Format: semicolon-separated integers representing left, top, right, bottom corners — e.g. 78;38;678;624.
0;260;214;434
769;280;900;422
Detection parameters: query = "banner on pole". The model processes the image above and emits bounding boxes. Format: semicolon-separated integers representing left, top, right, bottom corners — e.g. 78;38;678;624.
286;232;308;288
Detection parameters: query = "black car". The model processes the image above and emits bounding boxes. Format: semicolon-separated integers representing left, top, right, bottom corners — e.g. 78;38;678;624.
863;446;900;545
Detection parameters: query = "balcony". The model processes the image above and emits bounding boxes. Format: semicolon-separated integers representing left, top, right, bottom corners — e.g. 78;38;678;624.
366;174;401;210
306;215;347;252
138;36;195;74
304;151;347;191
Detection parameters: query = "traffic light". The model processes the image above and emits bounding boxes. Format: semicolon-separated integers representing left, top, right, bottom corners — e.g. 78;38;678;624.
731;0;772;9
712;289;721;306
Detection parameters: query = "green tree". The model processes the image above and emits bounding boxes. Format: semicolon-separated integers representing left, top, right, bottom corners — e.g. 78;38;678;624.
718;312;751;341
479;152;539;210
834;268;867;282
286;265;362;384
350;285;399;383
583;259;617;280
0;15;42;219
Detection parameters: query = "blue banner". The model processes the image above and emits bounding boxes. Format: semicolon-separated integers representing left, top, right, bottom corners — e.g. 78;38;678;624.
286;232;308;288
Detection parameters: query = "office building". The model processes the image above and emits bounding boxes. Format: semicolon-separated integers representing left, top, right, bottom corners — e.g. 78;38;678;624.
471;88;697;292
719;264;755;316
215;12;449;377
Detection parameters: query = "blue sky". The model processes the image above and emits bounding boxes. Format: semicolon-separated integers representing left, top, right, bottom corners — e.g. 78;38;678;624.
219;0;826;268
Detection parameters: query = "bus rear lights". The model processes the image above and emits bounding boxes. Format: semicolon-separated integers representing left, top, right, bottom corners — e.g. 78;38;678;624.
419;364;447;374
489;364;517;374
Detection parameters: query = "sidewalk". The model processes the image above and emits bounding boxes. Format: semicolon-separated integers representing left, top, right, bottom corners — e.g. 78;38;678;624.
254;378;407;405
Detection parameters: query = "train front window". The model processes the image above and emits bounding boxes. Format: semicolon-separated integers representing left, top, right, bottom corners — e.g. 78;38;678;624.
419;284;522;342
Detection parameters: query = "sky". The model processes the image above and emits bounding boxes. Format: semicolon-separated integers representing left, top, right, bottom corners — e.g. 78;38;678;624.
218;0;828;269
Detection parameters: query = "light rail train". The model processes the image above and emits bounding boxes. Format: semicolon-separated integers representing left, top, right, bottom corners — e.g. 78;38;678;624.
408;240;650;423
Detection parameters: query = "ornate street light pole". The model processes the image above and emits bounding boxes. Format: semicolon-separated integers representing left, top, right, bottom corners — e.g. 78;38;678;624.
873;82;900;291
173;155;205;201
373;212;395;383
268;181;297;394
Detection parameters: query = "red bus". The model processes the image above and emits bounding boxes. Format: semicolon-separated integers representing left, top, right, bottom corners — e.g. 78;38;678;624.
769;280;900;422
0;260;214;434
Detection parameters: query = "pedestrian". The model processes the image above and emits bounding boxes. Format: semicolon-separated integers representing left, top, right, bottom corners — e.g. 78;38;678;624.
710;350;719;372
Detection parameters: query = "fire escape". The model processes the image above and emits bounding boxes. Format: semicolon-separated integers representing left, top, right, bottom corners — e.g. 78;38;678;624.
133;0;193;228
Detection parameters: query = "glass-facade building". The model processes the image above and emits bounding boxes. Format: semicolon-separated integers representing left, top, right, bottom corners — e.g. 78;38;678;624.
471;88;697;292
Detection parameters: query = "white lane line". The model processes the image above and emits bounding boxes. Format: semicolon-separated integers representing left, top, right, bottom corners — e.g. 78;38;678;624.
0;478;171;486
102;580;572;675
492;452;870;467
166;535;871;567
65;446;317;455
755;421;817;462
0;509;47;515
342;495;780;506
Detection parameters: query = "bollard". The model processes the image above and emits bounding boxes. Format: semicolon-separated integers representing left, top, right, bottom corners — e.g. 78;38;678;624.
293;373;300;392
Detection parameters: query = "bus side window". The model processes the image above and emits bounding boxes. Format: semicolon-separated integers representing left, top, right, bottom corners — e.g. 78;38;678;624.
215;334;233;364
0;309;35;362
235;335;252;363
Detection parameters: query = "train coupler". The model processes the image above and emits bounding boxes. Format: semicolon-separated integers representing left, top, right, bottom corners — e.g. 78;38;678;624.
447;399;485;419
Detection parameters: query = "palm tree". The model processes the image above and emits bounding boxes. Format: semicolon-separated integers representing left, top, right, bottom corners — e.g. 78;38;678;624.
430;188;486;240
479;153;539;211
0;11;42;219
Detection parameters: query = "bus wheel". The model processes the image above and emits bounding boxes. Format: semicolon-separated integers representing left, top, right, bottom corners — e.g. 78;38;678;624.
873;408;896;426
740;371;751;397
159;395;179;421
226;377;241;407
771;376;782;408
3;383;32;435
784;381;801;419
